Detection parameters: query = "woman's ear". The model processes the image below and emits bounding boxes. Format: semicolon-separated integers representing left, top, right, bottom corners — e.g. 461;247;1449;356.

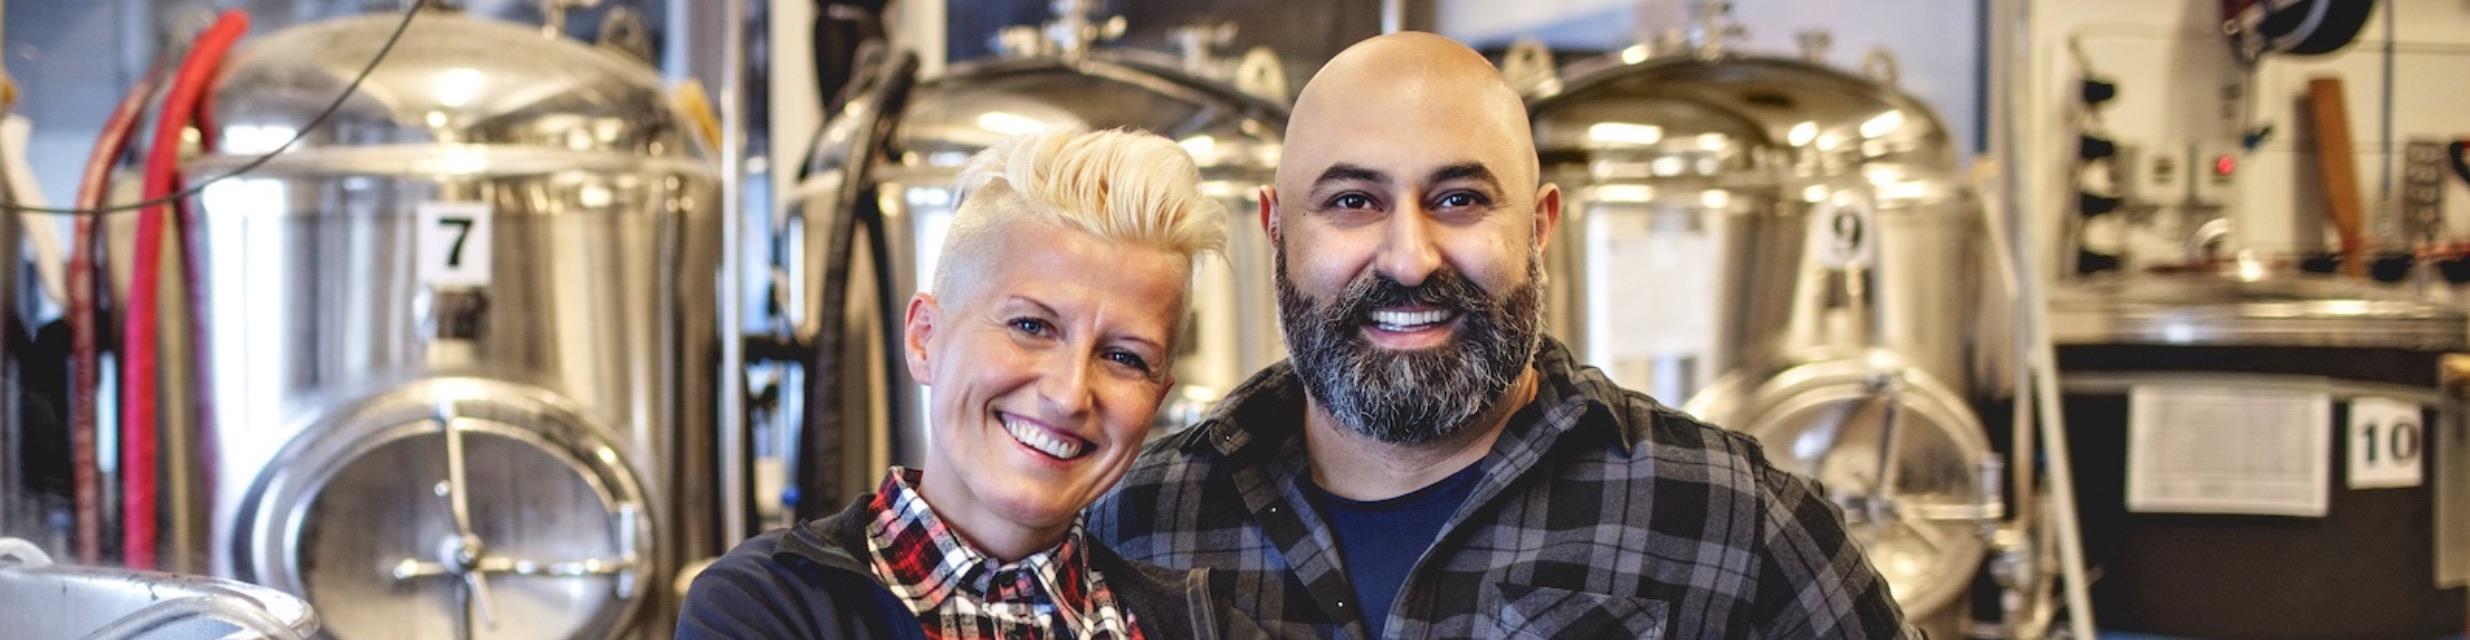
902;292;939;383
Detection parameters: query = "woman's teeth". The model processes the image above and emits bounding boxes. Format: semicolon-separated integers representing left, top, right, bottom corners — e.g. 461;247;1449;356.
1003;418;1087;460
1369;308;1456;331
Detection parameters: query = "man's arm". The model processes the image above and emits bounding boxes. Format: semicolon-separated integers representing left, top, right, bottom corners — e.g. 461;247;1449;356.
1746;463;1919;639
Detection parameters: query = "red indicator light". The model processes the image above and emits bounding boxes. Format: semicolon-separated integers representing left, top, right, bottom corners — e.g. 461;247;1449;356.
2214;155;2236;176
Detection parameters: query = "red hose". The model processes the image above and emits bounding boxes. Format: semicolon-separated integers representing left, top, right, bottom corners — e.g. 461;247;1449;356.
124;9;248;570
70;66;163;566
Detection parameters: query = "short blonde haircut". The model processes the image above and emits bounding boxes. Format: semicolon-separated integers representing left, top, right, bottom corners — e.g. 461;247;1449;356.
932;126;1227;309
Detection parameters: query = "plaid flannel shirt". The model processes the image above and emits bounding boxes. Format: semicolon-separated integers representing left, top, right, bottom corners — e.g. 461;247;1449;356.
1089;338;1915;639
864;468;1144;640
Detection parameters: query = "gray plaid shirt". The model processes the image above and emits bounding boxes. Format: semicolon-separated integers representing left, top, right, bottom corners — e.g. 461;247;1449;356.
1089;338;1916;639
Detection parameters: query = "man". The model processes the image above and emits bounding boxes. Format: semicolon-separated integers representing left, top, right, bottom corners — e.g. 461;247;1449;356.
1088;33;1914;639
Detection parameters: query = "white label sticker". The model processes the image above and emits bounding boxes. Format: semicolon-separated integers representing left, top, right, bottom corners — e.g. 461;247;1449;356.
417;202;493;286
2347;397;2425;489
1814;195;1878;268
2127;385;2329;517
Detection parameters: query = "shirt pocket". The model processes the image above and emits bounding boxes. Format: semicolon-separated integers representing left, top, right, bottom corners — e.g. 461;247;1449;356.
1484;583;1668;640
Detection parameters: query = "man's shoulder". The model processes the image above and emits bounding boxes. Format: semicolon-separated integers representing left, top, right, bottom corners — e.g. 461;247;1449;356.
1550;361;1779;475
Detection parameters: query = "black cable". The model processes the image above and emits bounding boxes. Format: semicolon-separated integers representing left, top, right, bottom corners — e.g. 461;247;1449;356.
6;0;428;217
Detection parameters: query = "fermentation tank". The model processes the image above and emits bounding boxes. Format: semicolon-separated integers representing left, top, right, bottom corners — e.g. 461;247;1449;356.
2051;271;2468;639
783;1;1288;518
184;5;721;638
1522;11;2004;628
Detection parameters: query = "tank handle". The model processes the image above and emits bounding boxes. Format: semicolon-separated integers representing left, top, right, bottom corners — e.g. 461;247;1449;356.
1235;46;1290;105
1862;48;1903;88
539;0;602;39
1502;37;1558;97
0;537;53;568
598;7;655;65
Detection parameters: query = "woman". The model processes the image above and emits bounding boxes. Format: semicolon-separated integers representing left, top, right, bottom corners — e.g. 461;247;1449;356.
677;126;1234;639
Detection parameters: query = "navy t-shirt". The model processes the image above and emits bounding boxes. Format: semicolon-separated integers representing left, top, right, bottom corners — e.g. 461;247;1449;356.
1304;462;1485;638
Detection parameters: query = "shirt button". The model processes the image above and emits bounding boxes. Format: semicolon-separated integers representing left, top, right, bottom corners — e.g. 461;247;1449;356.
1335;600;1349;609
1266;505;1281;515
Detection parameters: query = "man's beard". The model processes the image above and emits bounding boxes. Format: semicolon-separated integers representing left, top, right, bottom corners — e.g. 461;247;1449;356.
1273;249;1546;445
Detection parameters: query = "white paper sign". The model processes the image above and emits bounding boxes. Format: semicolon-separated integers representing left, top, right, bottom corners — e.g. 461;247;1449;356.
417;202;493;286
2127;385;2329;517
2347;397;2425;489
1813;195;1878;268
1588;209;1713;358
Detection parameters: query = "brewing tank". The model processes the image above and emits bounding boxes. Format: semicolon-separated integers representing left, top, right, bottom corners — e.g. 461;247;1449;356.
783;7;1287;518
1525;33;2001;626
185;6;719;638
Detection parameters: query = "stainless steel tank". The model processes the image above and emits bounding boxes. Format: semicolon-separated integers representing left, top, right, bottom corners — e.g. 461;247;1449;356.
1523;17;2001;627
3;537;321;639
780;1;1288;518
2051;269;2468;639
184;5;719;639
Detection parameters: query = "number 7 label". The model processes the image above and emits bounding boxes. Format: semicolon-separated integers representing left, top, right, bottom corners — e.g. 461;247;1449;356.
2347;397;2424;489
417;202;493;286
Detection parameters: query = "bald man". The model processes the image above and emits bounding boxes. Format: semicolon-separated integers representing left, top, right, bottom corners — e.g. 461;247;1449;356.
1090;33;1914;638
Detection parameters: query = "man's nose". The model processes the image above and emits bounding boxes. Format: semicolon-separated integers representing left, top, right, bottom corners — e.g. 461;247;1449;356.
1374;199;1442;287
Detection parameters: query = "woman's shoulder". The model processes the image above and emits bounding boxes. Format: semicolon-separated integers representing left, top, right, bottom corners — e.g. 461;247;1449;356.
676;508;924;639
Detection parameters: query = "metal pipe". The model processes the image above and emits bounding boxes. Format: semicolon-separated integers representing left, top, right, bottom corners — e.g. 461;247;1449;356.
1987;0;2097;637
718;0;750;548
1380;0;1403;34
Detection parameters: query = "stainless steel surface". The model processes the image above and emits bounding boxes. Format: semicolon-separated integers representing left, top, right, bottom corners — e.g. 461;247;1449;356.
1528;31;1995;620
185;8;717;638
1685;354;1997;619
2050;272;2469;350
788;9;1287;509
3;537;321;639
1528;50;1982;407
233;378;649;640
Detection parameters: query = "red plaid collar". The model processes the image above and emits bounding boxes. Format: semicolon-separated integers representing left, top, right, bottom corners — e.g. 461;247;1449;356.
863;468;1137;639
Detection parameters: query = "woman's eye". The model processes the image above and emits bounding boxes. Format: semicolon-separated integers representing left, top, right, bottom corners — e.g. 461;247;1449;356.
1105;350;1152;373
1009;318;1052;336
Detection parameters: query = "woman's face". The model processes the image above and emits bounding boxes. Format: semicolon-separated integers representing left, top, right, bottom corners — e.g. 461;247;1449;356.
904;219;1185;556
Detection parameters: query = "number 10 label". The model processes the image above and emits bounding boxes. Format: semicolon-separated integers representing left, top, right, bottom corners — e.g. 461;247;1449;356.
2347;397;2424;489
417;202;493;287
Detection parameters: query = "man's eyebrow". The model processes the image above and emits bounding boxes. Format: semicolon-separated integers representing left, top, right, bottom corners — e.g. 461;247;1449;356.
1429;163;1499;188
1311;163;1389;191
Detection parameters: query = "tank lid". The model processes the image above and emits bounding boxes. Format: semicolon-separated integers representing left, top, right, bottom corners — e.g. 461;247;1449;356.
1527;54;1956;191
2050;274;2468;350
854;55;1286;180
202;10;697;162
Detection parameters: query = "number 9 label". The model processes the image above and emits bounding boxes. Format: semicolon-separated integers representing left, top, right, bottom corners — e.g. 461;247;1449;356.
2347;396;2424;489
417;202;493;287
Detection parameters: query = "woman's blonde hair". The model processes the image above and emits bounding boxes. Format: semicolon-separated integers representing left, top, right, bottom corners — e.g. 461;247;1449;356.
932;126;1227;307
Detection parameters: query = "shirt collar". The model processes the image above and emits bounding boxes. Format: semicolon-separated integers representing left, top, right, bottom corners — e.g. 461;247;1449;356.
861;467;1100;626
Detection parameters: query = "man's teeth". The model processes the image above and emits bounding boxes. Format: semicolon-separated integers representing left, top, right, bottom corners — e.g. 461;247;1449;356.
1369;308;1455;330
1003;418;1087;460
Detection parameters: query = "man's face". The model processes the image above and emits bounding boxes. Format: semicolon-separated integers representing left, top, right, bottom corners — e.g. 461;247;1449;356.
1268;75;1557;445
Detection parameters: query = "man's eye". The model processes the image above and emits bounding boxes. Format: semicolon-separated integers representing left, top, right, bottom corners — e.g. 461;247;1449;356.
1436;192;1487;209
1009;318;1052;336
1330;193;1374;210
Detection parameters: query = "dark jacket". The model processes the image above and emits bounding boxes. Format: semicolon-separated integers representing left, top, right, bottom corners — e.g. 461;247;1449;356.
677;495;1257;640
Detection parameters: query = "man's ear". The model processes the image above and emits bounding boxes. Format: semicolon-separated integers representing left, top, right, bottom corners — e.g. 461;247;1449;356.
1532;182;1562;252
1258;186;1280;245
902;293;939;383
